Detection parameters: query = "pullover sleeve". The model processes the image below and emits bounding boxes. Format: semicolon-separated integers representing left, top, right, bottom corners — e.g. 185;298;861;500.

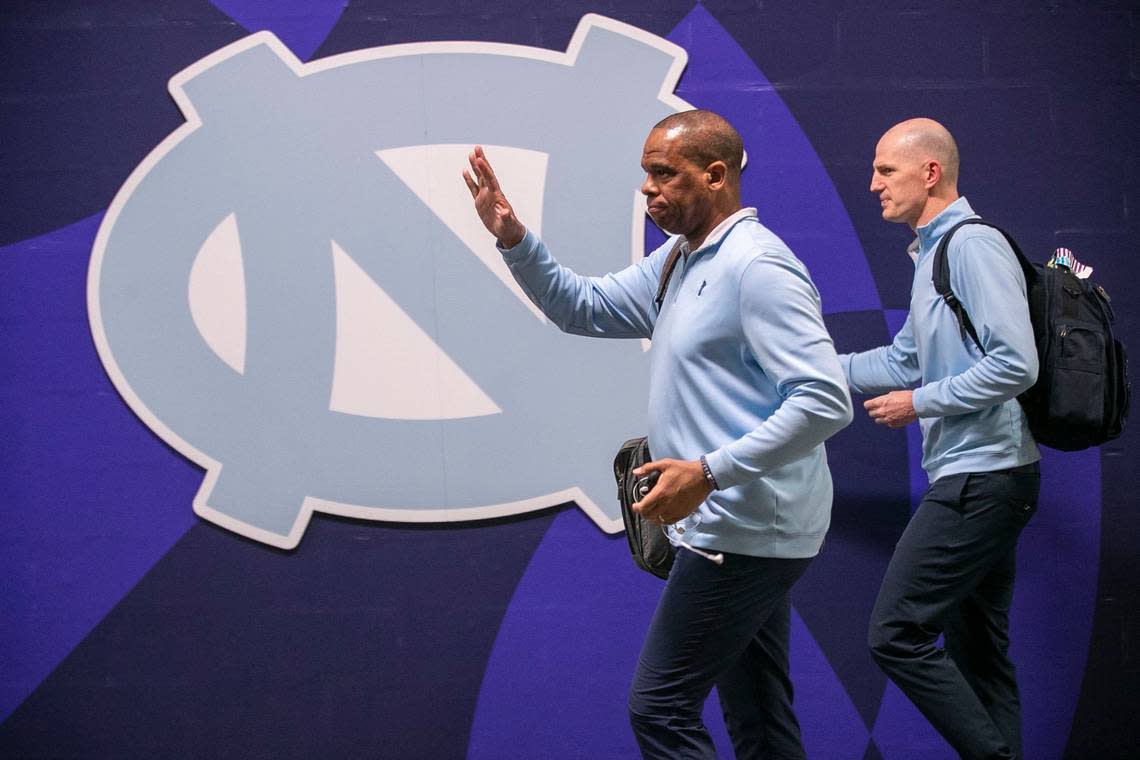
912;230;1038;417
704;256;854;488
498;229;665;339
839;315;922;394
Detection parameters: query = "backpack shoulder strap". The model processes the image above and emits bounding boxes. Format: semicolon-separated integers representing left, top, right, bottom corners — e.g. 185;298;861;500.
654;237;686;308
932;218;1035;354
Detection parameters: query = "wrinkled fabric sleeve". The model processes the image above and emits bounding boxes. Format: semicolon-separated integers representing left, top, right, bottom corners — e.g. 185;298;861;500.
498;229;668;339
912;230;1038;417
839;315;922;394
704;256;854;489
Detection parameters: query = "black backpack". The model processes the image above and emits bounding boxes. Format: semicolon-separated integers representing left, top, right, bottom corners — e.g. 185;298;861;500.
933;218;1130;451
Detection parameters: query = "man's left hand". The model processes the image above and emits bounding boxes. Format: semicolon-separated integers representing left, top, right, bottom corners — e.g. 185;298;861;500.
631;459;712;526
864;390;918;428
462;145;526;248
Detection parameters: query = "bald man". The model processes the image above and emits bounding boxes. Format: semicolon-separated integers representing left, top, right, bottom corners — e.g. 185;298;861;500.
841;118;1040;759
466;110;852;759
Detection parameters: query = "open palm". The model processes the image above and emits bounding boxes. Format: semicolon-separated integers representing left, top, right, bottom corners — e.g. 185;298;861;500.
463;145;526;248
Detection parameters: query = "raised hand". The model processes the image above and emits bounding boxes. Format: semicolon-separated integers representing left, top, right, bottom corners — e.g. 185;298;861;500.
462;145;526;249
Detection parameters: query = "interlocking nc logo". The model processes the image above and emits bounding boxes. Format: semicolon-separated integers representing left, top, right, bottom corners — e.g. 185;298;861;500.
88;15;693;548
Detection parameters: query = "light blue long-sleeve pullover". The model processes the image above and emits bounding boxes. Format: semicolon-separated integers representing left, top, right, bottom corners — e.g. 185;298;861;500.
499;209;853;558
840;197;1040;481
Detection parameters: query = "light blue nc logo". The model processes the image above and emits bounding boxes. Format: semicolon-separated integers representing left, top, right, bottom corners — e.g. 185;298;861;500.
88;15;693;549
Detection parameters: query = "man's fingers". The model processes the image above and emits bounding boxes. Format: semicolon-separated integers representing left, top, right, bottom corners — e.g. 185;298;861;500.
475;162;497;193
470;145;505;192
633;460;672;523
864;395;890;423
461;169;479;198
463;148;500;198
471;152;502;194
634;498;670;526
632;491;656;514
467;150;492;191
632;459;663;478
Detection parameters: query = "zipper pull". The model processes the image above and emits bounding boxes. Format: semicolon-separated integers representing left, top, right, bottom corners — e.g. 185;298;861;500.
1094;284;1116;321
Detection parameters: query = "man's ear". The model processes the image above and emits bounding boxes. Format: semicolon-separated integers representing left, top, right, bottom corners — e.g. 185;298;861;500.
923;160;943;189
706;160;728;190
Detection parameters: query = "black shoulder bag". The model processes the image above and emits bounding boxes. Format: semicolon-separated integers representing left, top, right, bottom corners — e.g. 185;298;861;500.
612;239;685;580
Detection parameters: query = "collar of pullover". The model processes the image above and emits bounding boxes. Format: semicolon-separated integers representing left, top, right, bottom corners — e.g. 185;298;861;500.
910;196;977;263
681;207;758;257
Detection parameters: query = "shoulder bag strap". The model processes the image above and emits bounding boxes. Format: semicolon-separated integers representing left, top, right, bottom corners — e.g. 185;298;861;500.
654;236;687;308
933;217;1034;355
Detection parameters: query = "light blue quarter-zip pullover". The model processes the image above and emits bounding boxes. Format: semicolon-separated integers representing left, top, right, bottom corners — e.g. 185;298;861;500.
499;208;852;558
840;197;1040;481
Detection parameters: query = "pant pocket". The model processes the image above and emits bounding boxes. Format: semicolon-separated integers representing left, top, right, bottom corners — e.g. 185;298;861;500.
1008;496;1036;517
961;469;1039;521
1007;470;1040;517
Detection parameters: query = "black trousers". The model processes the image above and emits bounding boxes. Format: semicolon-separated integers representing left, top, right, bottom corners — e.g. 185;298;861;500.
869;463;1040;760
628;549;812;759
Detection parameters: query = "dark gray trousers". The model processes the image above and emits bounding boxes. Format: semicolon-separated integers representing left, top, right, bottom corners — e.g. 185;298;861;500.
869;463;1040;760
629;549;812;759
